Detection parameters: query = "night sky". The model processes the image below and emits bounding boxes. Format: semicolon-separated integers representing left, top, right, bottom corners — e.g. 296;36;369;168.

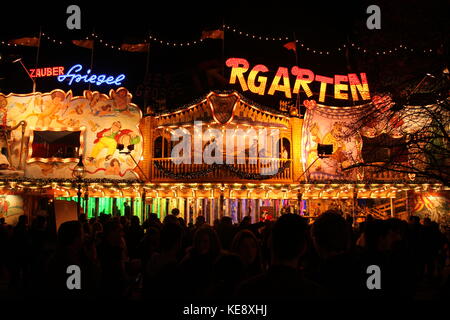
0;0;448;111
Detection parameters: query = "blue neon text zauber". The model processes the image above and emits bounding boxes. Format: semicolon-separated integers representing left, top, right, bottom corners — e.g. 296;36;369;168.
57;64;126;86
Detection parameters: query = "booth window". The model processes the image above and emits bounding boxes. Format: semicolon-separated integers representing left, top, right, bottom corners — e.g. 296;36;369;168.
281;138;291;159
30;130;81;160
154;136;171;158
275;137;291;159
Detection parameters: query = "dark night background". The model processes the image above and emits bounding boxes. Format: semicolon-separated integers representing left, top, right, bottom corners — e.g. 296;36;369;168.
0;0;448;111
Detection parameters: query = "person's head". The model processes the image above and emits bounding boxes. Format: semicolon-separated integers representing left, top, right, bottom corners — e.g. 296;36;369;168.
131;215;140;226
220;216;233;227
17;215;28;226
58;221;83;249
177;217;186;228
231;230;260;267
149;213;160;222
163;214;179;225
103;221;124;246
195;215;206;226
311;210;350;258
0;217;5;225
423;217;432;226
193;225;221;256
269;214;308;266
171;208;180;217
160;223;183;253
240;216;251;226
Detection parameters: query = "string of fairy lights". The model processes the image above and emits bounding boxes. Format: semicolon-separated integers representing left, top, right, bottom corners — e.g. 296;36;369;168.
1;24;442;56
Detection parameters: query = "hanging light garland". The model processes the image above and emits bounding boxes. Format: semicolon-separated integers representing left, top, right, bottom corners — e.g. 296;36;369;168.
222;24;439;55
1;28;441;56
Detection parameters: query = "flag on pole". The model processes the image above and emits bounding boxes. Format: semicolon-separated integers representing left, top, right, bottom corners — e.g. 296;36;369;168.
283;41;297;52
120;43;150;52
8;37;40;47
201;30;224;40
72;40;94;49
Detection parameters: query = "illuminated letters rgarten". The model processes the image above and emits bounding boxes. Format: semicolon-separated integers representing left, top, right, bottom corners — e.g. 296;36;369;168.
226;58;371;103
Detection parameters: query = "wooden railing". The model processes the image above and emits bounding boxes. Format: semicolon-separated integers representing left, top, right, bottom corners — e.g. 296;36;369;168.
360;197;408;220
150;157;292;182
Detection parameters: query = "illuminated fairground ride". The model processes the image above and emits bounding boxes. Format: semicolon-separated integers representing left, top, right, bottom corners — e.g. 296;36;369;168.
0;89;447;226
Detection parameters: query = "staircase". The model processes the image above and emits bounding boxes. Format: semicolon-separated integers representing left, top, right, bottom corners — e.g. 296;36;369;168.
363;197;409;220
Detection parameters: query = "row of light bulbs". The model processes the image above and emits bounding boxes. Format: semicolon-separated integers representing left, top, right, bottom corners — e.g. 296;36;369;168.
1;26;440;56
223;25;438;55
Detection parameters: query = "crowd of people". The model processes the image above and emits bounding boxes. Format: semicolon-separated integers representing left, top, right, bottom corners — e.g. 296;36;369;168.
0;208;449;300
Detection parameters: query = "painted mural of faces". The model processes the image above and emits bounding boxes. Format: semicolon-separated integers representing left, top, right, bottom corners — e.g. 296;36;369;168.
112;88;130;111
51;91;65;104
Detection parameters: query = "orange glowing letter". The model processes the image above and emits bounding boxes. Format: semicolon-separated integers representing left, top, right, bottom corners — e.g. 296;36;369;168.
268;67;292;98
291;66;314;98
226;58;249;91
334;75;349;100
348;73;371;100
315;75;334;102
248;64;269;95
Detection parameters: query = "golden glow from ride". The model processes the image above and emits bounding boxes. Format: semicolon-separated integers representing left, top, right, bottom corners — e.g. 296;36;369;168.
226;58;371;103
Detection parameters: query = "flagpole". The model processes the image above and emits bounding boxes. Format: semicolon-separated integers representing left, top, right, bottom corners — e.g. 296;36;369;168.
35;26;42;69
293;32;301;114
89;28;95;91
144;30;151;112
221;18;225;77
33;26;42;92
293;32;299;66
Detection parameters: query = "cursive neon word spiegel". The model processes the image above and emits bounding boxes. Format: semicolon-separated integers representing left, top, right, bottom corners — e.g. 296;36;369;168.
57;64;126;86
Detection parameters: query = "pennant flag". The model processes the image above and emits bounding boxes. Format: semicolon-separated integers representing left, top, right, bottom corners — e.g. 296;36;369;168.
72;40;94;49
201;30;224;40
120;43;150;52
8;37;40;47
283;41;297;52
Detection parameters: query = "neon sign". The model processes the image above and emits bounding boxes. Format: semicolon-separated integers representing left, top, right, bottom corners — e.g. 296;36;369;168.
57;64;126;86
226;58;371;103
29;66;65;78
